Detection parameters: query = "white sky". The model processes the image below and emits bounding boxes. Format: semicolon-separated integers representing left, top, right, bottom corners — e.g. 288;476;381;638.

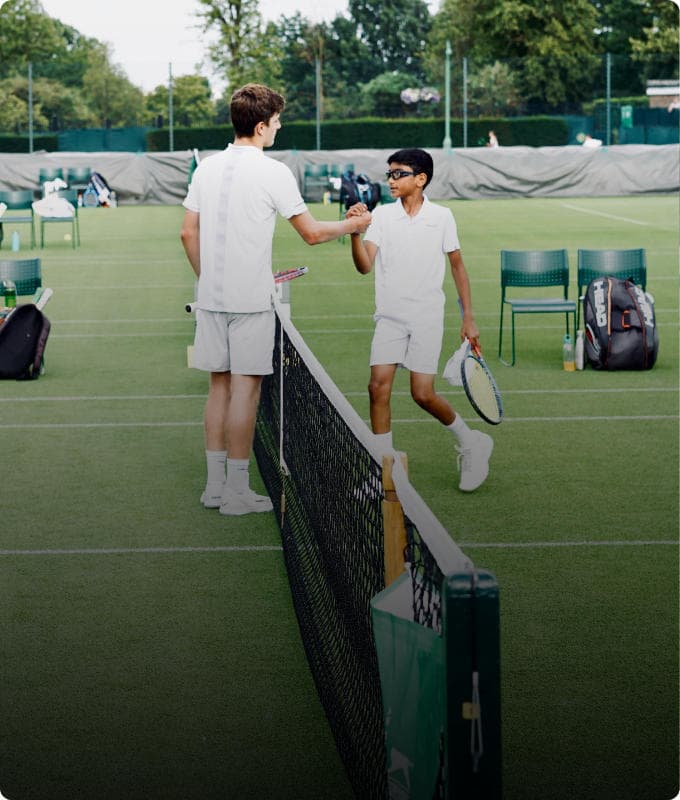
36;0;353;93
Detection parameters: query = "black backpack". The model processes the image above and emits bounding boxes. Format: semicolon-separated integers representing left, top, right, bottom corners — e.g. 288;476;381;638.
583;277;658;370
0;304;51;380
340;170;381;211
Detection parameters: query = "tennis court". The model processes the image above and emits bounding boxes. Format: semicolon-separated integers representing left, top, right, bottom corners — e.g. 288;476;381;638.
1;195;677;800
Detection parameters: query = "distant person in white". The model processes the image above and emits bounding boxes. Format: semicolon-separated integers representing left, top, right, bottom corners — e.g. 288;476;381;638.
180;83;371;516
582;134;603;148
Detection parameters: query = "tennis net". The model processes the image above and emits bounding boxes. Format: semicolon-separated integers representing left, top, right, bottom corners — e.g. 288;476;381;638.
254;300;484;799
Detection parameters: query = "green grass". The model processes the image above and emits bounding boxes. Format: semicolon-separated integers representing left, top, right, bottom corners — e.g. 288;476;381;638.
0;196;678;800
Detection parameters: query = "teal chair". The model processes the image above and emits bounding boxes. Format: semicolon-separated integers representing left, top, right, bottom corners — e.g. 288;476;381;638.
0;190;36;249
498;249;576;366
38;167;65;192
39;189;80;249
66;166;92;193
303;163;329;202
0;257;42;297
576;248;647;329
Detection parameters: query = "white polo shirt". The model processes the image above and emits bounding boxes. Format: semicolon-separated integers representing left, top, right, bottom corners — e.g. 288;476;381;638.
364;196;460;322
183;144;306;313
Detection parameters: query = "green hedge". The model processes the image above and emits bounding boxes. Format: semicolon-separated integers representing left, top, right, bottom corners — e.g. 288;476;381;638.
0;133;58;153
146;116;568;152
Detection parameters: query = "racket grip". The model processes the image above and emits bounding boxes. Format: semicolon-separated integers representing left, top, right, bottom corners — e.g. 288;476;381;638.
185;301;197;313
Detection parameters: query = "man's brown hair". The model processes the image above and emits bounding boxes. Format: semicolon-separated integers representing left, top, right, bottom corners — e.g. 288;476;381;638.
230;84;285;138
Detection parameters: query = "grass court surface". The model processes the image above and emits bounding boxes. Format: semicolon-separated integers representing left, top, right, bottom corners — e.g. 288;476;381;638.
1;195;677;800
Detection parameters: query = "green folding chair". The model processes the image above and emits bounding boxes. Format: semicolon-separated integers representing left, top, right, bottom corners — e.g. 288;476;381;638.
302;163;329;202
0;257;42;297
576;248;647;329
0;190;36;249
499;249;576;366
66;166;92;194
39;189;80;249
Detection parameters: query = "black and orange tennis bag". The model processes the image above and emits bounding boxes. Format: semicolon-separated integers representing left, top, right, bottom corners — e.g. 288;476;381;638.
583;277;658;370
0;304;51;380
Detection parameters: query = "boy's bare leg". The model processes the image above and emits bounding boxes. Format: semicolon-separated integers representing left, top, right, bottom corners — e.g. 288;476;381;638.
368;363;398;434
409;371;455;425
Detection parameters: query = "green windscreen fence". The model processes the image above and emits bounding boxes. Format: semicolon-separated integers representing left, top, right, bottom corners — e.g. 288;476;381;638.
57;127;151;152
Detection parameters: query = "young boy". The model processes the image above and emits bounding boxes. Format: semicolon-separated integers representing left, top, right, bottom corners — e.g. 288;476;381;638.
347;148;493;491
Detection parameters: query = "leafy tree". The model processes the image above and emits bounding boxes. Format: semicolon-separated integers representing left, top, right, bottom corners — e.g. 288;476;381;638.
194;0;267;90
81;44;146;127
349;0;431;78
426;0;601;111
629;0;679;83
146;75;217;128
467;61;523;117
0;0;62;78
359;71;423;116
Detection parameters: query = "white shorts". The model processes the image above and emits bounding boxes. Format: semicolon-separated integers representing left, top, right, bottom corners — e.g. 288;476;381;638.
192;308;275;375
370;315;443;375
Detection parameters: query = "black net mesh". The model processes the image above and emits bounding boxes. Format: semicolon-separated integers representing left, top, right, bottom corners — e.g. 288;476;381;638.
254;312;455;800
254;315;388;800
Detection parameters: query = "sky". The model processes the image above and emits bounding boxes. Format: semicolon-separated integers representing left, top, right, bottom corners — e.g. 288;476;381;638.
36;0;354;93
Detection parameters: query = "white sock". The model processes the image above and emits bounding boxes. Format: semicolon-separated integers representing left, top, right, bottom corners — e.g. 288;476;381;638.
374;431;393;456
226;458;250;493
206;450;227;484
447;415;474;446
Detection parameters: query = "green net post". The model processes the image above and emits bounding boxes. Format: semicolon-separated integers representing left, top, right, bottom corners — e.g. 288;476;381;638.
443;570;502;799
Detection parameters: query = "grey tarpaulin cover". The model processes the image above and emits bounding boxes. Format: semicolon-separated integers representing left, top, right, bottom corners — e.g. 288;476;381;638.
0;145;676;204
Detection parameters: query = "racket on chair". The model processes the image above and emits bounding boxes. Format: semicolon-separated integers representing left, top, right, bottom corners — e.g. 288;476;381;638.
461;341;504;425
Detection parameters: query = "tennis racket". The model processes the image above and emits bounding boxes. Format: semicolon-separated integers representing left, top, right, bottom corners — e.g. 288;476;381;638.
461;341;504;425
185;267;309;312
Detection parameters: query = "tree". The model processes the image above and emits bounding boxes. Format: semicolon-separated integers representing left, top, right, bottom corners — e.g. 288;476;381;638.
349;0;431;78
81;44;146;127
629;0;679;84
146;75;216;128
0;0;62;79
359;71;423;116
194;0;267;91
426;0;601;112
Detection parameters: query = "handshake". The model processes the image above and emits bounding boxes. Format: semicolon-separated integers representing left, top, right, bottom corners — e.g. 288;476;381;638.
344;202;371;234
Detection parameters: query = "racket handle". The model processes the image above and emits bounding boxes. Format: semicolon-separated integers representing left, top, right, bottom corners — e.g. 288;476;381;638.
35;287;53;310
185;301;197;313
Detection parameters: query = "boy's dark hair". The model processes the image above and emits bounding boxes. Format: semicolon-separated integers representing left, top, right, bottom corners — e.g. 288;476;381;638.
230;84;285;138
388;148;434;188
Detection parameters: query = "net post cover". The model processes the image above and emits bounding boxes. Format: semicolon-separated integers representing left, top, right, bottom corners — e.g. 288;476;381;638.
443;570;502;800
371;572;445;799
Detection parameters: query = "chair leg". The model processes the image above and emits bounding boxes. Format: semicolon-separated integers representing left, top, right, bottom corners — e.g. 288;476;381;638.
40;220;45;249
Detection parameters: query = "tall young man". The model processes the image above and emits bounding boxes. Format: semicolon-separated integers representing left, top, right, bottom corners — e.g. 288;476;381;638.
181;83;371;516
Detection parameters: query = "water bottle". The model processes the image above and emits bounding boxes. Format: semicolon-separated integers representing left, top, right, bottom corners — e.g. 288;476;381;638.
562;334;575;371
11;230;20;251
2;279;16;308
575;330;585;370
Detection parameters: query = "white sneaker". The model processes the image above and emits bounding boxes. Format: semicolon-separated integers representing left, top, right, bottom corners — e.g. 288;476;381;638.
457;431;494;492
219;487;273;516
201;481;226;508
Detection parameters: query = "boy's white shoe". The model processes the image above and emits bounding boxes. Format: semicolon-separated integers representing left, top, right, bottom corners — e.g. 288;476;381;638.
456;431;494;492
219;487;273;516
201;481;226;508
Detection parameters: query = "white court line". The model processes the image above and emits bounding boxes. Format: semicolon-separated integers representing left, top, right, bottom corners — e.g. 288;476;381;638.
0;540;674;557
0;415;677;431
0;388;677;404
0;546;283;556
392;415;677;423
561;203;654;226
459;539;677;549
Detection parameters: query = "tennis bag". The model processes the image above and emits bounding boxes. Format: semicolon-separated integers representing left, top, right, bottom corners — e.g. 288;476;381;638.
340;170;381;211
583;277;658;370
0;304;51;380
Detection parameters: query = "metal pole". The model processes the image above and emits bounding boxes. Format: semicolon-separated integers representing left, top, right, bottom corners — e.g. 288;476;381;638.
463;56;468;148
168;62;174;152
443;40;452;149
315;56;321;150
28;62;33;154
605;52;611;146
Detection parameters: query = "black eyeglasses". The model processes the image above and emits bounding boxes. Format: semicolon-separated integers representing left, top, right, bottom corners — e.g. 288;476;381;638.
385;169;416;180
